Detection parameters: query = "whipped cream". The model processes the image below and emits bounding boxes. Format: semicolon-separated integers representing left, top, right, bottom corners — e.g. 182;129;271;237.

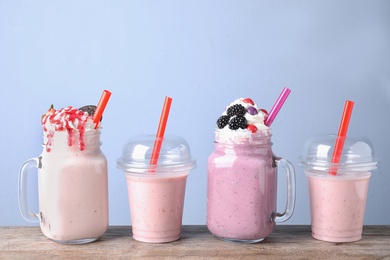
215;98;270;143
41;106;97;152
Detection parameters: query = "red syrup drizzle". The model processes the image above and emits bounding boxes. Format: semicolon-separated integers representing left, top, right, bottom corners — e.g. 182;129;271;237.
41;106;90;152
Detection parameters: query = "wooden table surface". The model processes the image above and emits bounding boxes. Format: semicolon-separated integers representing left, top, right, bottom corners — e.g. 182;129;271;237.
1;225;389;259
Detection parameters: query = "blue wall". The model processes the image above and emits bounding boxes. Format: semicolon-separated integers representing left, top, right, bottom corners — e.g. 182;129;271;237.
1;0;389;226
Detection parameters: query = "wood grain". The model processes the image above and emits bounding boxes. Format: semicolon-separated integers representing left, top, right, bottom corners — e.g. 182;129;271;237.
1;226;389;259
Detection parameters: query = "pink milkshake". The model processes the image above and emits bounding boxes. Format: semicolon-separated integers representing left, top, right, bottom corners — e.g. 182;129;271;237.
307;174;370;242
207;137;277;241
117;135;196;243
299;135;378;242
125;173;188;243
19;106;109;244
207;98;295;243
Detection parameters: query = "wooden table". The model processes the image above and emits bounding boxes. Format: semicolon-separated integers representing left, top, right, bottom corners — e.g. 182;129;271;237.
1;226;389;259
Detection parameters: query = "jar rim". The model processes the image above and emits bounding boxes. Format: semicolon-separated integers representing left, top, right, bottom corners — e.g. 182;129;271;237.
42;128;102;152
214;129;272;145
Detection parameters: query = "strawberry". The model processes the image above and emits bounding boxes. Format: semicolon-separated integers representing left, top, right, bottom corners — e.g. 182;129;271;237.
42;104;55;120
242;98;254;106
259;108;268;115
247;124;258;133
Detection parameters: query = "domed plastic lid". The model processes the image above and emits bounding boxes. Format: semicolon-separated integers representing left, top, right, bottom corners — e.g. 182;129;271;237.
298;134;379;173
117;135;196;174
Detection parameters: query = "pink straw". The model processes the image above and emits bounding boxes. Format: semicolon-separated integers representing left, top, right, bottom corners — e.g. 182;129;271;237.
329;100;354;175
149;96;173;168
264;87;291;127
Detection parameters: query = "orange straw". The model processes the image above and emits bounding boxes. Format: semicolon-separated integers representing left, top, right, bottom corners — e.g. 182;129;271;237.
329;100;354;175
150;96;173;167
93;90;112;129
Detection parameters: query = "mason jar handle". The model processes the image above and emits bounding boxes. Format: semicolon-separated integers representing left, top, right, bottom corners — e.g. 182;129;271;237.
18;157;41;223
273;157;296;223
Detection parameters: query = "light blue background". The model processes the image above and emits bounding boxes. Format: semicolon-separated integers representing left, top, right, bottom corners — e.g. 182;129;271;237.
1;1;389;226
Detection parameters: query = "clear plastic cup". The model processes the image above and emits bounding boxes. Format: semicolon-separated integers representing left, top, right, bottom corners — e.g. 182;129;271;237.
117;135;196;243
298;135;379;242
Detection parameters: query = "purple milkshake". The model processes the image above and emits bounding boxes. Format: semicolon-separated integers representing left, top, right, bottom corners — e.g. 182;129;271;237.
207;98;295;243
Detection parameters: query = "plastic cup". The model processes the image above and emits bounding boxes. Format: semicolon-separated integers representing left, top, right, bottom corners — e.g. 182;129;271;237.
117;135;196;243
298;135;378;242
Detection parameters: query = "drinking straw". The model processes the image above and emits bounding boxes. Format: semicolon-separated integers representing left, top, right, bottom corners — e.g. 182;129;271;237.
264;87;291;127
93;90;112;129
149;96;173;167
329;100;354;175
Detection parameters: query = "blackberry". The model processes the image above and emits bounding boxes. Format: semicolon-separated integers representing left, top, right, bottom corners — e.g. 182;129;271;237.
227;104;246;117
217;115;230;129
228;116;248;130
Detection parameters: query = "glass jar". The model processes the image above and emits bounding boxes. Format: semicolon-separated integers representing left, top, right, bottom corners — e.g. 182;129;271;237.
207;129;295;243
19;128;108;244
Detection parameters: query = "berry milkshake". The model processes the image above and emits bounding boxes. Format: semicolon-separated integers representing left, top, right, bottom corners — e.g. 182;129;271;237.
19;105;108;244
117;135;196;243
307;173;370;242
207;98;295;243
299;135;378;242
125;173;188;243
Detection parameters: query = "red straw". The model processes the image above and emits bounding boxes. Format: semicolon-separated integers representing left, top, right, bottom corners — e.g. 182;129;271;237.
329;100;354;175
93;90;112;129
264;87;291;127
150;96;172;166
